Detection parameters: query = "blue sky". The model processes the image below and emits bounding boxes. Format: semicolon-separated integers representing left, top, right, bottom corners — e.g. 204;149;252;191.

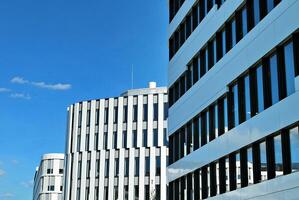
0;0;168;199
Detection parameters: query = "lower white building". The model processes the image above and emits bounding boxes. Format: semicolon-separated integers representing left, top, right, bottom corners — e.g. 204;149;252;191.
63;82;168;200
33;153;64;200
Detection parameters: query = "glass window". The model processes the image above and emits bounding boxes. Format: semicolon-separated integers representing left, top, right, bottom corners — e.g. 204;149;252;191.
256;65;264;114
143;129;148;147
267;0;274;13
86;160;91;178
124;186;128;200
135;157;139;176
260;141;267;181
133;130;137;148
236;153;241;189
213;39;217;66
95;109;99;125
143;104;148;121
214;104;219;138
247;148;254;185
145;185;150;200
145;156;150;176
244;75;251;120
104;159;109;177
284;42;295;96
232;83;239;127
269;54;279;104
123;131;127;148
95;159;100;177
134;185;139;200
153;103;158;121
153;129;158;146
164;103;168;120
289;127;299;172
103;133;108;149
94;132;98;150
224;97;228;132
113;132;117;149
133;105;137;122
253;0;260;26
125;158;129;177
114;186;118;200
274;134;283;177
241;6;248;38
113;107;118;123
123;105;128;122
231;19;237;47
156;156;161;176
222;29;226;55
86;110;90;126
164;128;169;146
115;158;119;176
104;108;108;124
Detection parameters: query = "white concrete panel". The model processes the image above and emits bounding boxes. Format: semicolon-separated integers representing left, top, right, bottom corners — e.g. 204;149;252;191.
108;149;115;200
80;101;87;152
160;146;167;200
150;147;156;193
139;148;145;200
137;95;143;148
148;94;154;147
89;100;96;151
71;153;78;200
72;103;79;153
89;151;96;200
66;106;73;154
80;151;87;200
158;93;164;147
117;97;124;149
98;151;105;199
107;98;114;150
127;96;133;148
128;149;135;200
98;100;105;150
118;149;125;200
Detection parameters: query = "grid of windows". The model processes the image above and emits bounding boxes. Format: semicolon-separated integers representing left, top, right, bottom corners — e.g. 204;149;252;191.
169;123;299;199
169;0;282;107
169;0;227;59
169;34;299;164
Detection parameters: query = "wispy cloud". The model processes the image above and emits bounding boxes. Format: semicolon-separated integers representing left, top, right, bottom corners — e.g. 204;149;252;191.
10;93;31;100
11;76;28;84
0;192;14;199
0;169;5;176
0;88;11;92
21;180;34;188
11;160;19;165
11;76;72;91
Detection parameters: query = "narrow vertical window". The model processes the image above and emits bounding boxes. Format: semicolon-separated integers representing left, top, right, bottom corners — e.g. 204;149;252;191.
133;130;137;148
135;157;139;176
104;159;109;177
156;156;161;176
145;156;150;176
244;75;251;120
86;110;90;127
125;158;129;177
164;103;168;120
123;131;127;148
123;105;128;123
133;105;137;122
241;6;248;38
104;108;108;124
222;29;226;55
274;134;283;177
289;127;299;172
232;83;239;127
260;141;268;181
143;129;148;147
266;0;274;13
153;103;158;121
270;54;279;104
113;132;118;149
256;65;264;113
284;42;296;96
143;104;148;121
113;107;118;123
115;158;119;176
231;18;237;48
253;0;261;26
153;129;158;147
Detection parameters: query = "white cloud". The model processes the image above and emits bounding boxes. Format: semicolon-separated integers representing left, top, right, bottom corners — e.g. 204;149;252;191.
32;81;72;90
21;180;34;188
0;88;11;92
0;192;14;199
10;93;31;100
11;76;72;91
11;160;19;165
0;169;5;176
11;76;28;84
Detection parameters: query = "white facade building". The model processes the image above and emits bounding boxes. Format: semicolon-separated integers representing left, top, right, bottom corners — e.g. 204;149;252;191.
167;0;299;199
63;82;168;200
33;153;64;200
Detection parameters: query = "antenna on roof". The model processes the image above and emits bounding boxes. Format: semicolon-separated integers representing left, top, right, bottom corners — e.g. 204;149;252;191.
131;64;134;89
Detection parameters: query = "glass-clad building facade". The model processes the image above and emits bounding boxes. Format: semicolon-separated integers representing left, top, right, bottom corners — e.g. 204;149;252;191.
167;0;299;199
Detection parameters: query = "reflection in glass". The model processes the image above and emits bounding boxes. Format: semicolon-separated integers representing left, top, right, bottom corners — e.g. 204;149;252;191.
253;0;260;26
284;42;295;96
256;65;264;114
244;75;251;120
222;30;226;55
215;104;219;138
290;127;299;172
241;6;248;37
224;97;228;132
260;141;267;181
267;0;274;13
247;148;254;185
231;19;237;47
236;153;241;189
270;54;279;104
274;135;283;177
232;84;239;127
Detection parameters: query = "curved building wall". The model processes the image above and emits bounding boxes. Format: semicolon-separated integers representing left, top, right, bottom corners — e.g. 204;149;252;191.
63;84;168;200
33;153;64;200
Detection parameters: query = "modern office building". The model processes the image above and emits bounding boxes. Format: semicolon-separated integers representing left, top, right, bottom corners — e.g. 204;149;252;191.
63;82;168;200
33;153;64;200
167;0;299;199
